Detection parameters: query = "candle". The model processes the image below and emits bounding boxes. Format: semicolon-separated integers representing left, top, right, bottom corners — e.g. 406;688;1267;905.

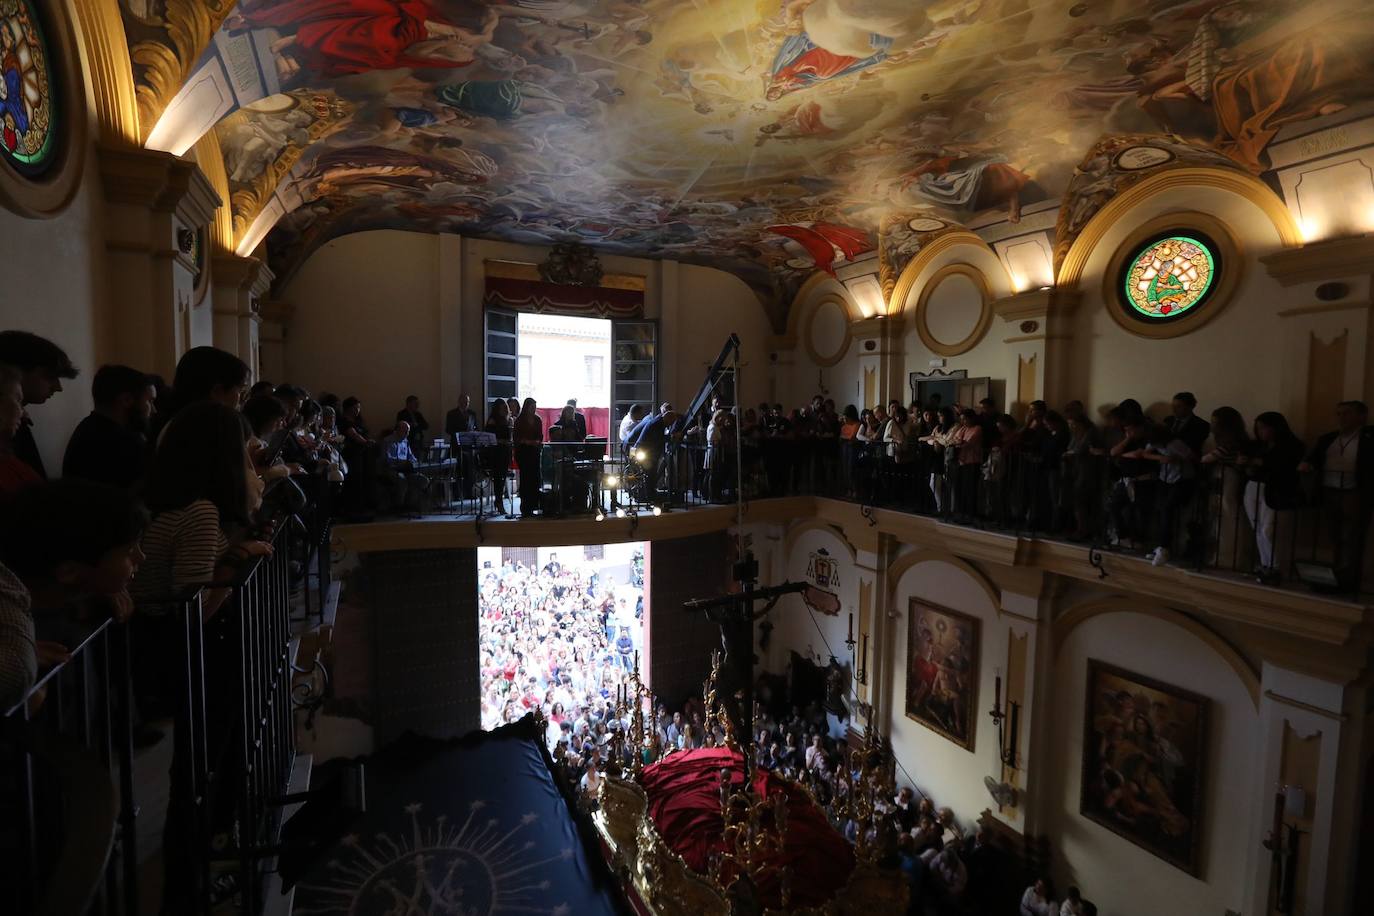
1007;702;1020;766
993;674;1001;712
847;613;854;641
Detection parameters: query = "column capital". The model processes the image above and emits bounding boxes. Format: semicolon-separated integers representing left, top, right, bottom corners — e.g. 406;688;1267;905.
98;145;221;223
1262;236;1374;287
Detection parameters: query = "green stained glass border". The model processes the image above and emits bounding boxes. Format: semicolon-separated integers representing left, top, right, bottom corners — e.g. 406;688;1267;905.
1;0;59;176
1118;232;1219;324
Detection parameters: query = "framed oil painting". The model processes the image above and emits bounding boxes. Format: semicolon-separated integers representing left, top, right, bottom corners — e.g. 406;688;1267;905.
1080;660;1208;875
905;600;978;751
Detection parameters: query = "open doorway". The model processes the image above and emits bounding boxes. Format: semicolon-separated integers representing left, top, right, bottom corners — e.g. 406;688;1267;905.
484;309;657;441
477;543;647;751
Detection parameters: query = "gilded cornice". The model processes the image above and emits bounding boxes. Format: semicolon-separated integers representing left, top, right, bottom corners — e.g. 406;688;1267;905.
1260;235;1374;287
70;0;140;146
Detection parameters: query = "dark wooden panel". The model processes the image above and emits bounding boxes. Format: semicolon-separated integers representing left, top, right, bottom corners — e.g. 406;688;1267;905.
364;548;480;745
646;532;730;707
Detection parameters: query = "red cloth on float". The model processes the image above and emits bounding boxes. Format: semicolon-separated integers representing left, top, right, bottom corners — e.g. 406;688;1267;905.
534;407;610;439
640;747;855;910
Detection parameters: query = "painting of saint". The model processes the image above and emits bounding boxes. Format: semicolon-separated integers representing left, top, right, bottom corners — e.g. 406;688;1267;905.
764;0;933;99
227;0;503;83
1080;660;1207;875
905;600;978;751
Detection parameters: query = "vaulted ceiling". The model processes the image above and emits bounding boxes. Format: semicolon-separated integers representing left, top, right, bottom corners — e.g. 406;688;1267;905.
120;0;1374;327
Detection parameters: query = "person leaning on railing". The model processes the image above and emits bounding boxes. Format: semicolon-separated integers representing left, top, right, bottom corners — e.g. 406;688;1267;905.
0;480;147;714
1298;399;1374;591
1236;411;1305;586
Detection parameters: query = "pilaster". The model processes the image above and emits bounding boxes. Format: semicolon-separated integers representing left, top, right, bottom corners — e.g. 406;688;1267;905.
98;145;220;378
851;316;905;408
258;299;294;385
211;253;271;377
991;287;1080;414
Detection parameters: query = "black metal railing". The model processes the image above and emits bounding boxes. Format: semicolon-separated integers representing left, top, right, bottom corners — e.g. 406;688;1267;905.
2;616;138;916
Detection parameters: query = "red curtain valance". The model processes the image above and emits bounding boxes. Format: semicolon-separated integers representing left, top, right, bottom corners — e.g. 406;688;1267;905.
483;276;643;318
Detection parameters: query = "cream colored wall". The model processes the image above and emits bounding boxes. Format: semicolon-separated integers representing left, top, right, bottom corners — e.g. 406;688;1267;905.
0;139;105;474
283;230;443;426
1047;607;1258;916
886;556;1006;834
899;245;1015;409
763;527;856;675
281;231;774;421
1066;186;1290;423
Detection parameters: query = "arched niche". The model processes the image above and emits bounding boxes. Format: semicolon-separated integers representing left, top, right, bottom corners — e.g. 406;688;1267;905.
912;264;994;357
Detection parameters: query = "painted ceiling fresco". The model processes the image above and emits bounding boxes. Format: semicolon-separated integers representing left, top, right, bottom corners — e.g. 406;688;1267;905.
121;0;1374;326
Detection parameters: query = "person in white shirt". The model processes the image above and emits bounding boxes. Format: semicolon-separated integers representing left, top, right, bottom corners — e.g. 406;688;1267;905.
618;404;647;447
1299;400;1374;590
1020;878;1056;916
804;734;824;771
930;845;967;901
1060;885;1087;916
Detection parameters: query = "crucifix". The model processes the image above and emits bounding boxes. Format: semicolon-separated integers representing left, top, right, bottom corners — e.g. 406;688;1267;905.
684;551;807;785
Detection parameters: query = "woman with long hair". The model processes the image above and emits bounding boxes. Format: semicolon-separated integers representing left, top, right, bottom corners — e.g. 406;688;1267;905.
514;398;544;516
1238;411;1304;584
485;398;513;515
133;401;272;910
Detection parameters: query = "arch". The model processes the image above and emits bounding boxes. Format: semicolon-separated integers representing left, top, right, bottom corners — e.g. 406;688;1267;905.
781;519;858;566
1052;596;1260;708
69;0;139;147
1056;167;1301;291
887;231;1004;319
886;547;1001;613
911;263;994;357
779;272;860;350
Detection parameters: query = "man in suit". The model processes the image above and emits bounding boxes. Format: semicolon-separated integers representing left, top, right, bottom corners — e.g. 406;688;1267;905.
1300;400;1374;590
1164;391;1211;455
445;393;479;438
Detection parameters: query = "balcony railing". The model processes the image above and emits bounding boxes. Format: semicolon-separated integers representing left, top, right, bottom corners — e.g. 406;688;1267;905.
4;492;324;915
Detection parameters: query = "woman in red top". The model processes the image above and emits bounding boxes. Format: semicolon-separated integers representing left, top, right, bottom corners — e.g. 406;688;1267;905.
513;397;543;517
0;365;40;503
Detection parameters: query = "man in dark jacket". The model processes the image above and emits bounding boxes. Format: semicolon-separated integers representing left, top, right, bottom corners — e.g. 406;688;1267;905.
626;409;679;500
395;395;429;449
62;365;156;489
1164;391;1211;455
1300;400;1374;589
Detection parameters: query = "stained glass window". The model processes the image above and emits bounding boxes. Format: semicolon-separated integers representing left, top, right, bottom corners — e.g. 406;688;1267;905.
0;0;58;176
1121;234;1218;321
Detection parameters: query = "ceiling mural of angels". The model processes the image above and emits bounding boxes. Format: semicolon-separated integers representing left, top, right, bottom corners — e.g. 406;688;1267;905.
119;0;1374;326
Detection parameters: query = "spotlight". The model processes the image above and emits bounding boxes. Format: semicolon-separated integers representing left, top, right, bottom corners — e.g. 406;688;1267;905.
616;507;626;519
604;474;620;488
595;510;606;522
633;449;646;463
651;506;662;517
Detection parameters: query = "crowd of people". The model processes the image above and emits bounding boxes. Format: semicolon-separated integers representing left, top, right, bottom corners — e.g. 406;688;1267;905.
643;390;1370;591
478;551;645;749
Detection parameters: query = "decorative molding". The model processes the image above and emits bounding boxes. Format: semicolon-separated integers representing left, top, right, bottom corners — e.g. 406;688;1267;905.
992;288;1054;323
781;519;859;565
484;258;646;291
69;0;138;144
191;129;234;254
212;253;266;294
850;315;903;344
1261;235;1374;287
1051;596;1260;707
99;146;219;220
912;263;994;357
1276;300;1373;319
1265;690;1347;722
129;1;235;145
1098;211;1244;340
885;547;1002;615
802;294;854;367
1056;166;1301;290
888;231;995;316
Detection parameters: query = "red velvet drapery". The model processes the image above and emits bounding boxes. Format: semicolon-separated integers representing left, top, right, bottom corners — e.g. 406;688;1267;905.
640;748;856;909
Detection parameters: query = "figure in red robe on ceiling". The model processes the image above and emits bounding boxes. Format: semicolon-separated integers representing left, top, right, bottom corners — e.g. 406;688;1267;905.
229;0;501;82
766;222;874;275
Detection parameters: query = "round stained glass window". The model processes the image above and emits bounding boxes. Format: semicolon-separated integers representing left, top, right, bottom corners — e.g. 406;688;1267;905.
0;0;58;177
1120;233;1218;322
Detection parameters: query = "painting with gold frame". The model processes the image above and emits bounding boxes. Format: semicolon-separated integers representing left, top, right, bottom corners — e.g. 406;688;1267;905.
1080;660;1208;876
905;599;978;751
